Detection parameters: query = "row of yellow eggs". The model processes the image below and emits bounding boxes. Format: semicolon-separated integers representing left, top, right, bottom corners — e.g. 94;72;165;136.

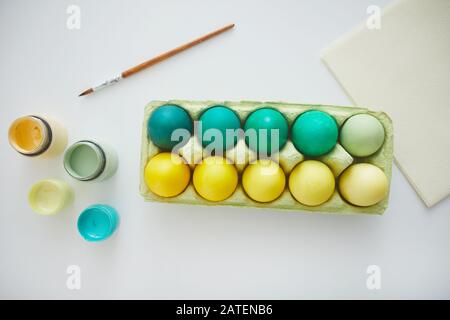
144;153;389;207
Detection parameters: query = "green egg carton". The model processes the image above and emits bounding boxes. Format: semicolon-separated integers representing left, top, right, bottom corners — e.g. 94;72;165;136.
140;100;393;215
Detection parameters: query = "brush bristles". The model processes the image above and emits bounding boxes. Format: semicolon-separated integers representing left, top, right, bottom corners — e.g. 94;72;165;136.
78;88;94;97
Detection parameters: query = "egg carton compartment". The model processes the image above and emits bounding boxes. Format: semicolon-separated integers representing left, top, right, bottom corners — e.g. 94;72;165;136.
140;100;393;215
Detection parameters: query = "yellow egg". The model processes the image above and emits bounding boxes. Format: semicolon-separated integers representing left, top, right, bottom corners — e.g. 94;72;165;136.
289;160;335;206
144;152;191;197
242;159;286;202
193;156;238;201
339;163;388;206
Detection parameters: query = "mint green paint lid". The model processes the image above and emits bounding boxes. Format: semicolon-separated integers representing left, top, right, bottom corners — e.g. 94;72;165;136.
64;141;106;181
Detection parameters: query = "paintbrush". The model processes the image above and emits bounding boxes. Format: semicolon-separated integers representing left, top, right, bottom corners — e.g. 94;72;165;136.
79;23;235;97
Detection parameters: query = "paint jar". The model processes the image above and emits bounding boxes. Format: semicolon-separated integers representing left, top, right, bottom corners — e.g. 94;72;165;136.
28;179;74;215
8;115;68;157
77;204;119;242
63;140;118;181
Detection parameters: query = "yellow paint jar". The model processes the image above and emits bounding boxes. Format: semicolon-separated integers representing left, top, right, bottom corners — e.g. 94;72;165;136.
28;179;74;215
8;115;67;157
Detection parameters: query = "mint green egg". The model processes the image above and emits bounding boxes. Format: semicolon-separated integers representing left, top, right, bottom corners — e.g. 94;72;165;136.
340;114;385;157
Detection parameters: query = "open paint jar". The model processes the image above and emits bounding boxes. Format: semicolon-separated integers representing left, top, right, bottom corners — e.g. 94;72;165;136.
28;179;74;215
77;204;119;242
8;115;67;157
63;140;118;181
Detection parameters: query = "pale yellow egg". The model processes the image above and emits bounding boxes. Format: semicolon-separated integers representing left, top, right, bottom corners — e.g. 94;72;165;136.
289;160;335;206
339;163;388;206
242;159;286;203
193;156;238;202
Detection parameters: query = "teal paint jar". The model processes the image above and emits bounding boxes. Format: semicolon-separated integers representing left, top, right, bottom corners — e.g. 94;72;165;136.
77;204;119;242
63;140;118;181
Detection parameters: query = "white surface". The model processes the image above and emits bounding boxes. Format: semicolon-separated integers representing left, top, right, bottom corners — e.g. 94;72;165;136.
0;0;449;299
322;0;450;207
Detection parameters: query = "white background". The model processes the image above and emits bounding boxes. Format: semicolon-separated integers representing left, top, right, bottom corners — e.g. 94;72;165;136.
0;0;448;299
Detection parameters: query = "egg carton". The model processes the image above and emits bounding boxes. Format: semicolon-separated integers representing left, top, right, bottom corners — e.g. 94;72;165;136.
140;100;393;215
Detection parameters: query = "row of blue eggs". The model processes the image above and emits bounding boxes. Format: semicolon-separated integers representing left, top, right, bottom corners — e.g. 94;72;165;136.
148;104;385;158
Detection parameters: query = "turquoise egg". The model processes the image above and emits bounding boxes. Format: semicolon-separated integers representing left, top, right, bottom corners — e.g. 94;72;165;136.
244;108;288;156
148;105;193;150
291;110;338;157
199;105;241;152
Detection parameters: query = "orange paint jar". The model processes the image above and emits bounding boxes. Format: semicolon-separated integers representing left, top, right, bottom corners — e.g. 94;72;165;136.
8;115;67;157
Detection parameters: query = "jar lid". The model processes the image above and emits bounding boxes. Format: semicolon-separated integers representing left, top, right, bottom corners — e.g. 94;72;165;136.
63;140;106;181
77;204;119;241
28;179;73;215
8;115;51;156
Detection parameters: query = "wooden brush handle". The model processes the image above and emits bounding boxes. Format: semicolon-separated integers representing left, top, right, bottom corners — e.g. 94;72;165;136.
122;23;234;78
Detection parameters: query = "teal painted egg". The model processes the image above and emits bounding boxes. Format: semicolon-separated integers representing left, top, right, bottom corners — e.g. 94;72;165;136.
147;104;193;150
340;114;385;157
199;105;241;152
244;108;288;156
291;110;338;157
